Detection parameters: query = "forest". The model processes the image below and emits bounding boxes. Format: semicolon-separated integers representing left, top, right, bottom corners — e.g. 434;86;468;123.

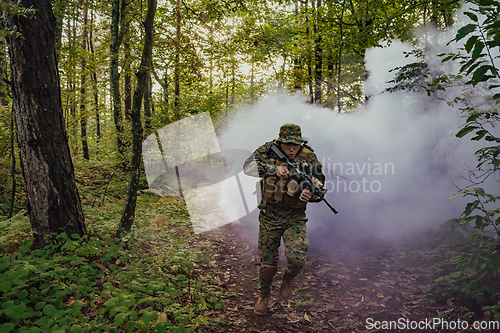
0;0;499;332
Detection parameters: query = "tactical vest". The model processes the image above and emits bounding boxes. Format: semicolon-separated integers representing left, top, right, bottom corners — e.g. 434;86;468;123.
260;144;315;209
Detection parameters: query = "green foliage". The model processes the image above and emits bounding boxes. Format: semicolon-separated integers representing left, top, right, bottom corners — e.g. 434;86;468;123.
440;0;500;236
0;158;226;332
421;0;500;317
386;50;432;93
0;1;37;43
0;228;223;332
295;297;314;307
0;157;26;219
423;233;500;316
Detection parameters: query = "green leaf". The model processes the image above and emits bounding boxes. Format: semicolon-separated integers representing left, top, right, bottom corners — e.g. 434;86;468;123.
0;323;15;333
128;310;139;321
42;304;56;316
17;268;29;279
471;65;491;85
472;42;485;61
17;289;28;300
466;113;482;122
466;61;483;76
103;299;117;308
126;320;136;332
464;201;480;217
154;323;167;333
142;311;158;326
3;308;19;320
0;281;11;293
20;311;33;320
471;65;495;85
450;189;467;199
475;215;484;229
34;302;45;310
71;325;82;333
441;55;454;62
465;35;479;53
176;274;186;281
479;0;497;6
456;24;477;41
135;321;149;332
474;187;486;197
115;313;128;327
460;58;479;73
472;129;488;140
464;11;479;22
456;126;477;138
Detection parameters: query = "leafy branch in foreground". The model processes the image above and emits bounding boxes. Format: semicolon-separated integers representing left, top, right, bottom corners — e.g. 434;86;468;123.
437;0;500;235
419;0;500;318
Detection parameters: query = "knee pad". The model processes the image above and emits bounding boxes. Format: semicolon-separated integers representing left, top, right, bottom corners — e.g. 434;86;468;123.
259;263;278;281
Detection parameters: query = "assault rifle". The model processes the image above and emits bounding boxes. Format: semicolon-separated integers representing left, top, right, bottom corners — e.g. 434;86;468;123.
269;143;338;214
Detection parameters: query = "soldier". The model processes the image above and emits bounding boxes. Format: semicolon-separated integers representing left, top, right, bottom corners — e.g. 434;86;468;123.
243;123;326;315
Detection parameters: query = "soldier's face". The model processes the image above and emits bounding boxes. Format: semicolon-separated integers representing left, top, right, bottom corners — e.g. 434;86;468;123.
281;143;300;159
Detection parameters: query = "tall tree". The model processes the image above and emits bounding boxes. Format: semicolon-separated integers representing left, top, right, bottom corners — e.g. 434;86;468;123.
314;0;322;104
80;0;90;160
4;0;86;246
89;6;100;143
110;0;127;156
119;0;157;233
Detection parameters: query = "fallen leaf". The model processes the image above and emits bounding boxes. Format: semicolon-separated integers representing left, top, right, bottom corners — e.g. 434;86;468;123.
157;312;168;323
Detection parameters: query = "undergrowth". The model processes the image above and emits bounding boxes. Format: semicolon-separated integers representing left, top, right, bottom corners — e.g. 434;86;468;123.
423;225;500;320
0;157;227;332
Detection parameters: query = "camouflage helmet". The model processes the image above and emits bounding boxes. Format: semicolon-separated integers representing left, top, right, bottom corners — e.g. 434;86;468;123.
277;123;307;144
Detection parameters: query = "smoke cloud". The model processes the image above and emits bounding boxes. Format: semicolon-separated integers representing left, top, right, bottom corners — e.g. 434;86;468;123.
216;5;499;248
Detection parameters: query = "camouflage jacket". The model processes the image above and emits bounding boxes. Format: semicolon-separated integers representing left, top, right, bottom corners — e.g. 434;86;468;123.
243;140;325;204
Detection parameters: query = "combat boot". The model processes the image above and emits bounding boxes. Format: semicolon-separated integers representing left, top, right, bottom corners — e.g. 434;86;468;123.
254;296;270;315
279;278;294;300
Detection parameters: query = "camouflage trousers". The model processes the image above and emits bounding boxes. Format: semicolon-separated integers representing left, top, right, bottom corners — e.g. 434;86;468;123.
257;203;309;297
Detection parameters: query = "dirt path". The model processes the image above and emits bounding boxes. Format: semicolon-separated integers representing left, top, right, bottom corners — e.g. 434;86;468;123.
196;223;478;333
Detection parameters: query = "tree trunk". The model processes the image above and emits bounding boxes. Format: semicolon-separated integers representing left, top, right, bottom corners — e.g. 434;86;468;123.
80;0;90;160
292;0;302;90
53;0;70;63
337;0;346;113
119;0;157;233
144;72;152;135
68;15;77;153
5;0;86;246
90;8;100;143
314;0;322;105
110;0;127;156
8;104;16;219
124;20;132;119
163;70;169;106
174;0;181;117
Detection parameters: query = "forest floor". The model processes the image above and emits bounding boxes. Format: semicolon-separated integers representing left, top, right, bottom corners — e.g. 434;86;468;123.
194;222;492;333
1;158;498;333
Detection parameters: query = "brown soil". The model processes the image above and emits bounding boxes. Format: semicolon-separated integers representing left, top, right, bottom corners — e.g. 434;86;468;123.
196;223;496;333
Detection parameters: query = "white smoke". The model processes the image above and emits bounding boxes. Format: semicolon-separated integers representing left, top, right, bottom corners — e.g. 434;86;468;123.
216;4;499;247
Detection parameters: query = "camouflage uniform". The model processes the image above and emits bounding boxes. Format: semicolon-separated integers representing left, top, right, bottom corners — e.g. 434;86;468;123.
243;124;325;299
